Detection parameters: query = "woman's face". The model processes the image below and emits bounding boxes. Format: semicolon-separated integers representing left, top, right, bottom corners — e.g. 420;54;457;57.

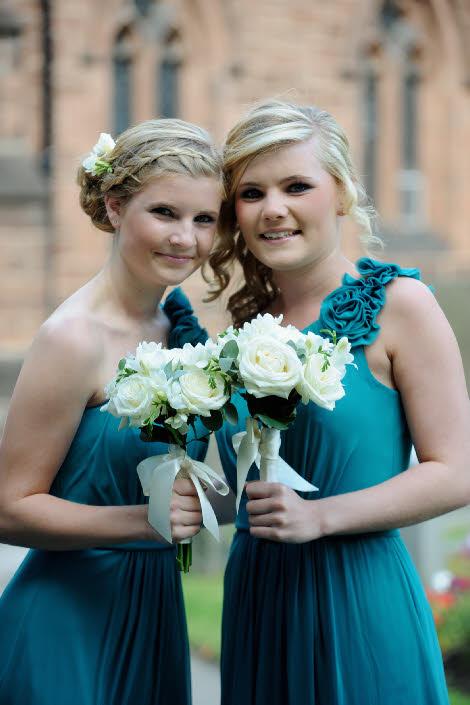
234;138;342;274
106;173;221;288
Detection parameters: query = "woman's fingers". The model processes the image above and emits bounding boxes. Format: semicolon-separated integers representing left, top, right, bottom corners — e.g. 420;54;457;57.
173;478;198;496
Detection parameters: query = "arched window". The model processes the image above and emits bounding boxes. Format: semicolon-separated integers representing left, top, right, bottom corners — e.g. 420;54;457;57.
361;52;379;203
158;31;181;118
366;0;424;229
113;27;133;135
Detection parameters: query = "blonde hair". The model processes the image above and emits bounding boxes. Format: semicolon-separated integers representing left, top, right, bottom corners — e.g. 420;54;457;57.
208;99;379;326
77;119;223;233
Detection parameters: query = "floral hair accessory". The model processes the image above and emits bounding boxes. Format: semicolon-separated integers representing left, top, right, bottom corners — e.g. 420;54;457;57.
82;132;115;176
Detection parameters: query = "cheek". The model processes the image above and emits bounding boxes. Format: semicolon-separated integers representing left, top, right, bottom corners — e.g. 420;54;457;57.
235;200;256;231
197;228;217;259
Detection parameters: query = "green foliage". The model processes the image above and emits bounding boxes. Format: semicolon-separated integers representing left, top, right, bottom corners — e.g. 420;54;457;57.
438;593;470;658
449;688;470;705
182;573;223;660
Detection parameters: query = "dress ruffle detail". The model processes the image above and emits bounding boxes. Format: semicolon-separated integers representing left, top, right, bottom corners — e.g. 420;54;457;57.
318;258;421;346
163;287;209;348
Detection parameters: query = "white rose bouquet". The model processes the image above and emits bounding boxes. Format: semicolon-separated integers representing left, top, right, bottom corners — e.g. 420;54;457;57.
102;340;233;572
213;314;355;509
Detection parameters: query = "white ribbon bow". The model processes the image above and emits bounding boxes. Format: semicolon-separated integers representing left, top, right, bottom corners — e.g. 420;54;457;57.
137;445;229;543
232;417;318;511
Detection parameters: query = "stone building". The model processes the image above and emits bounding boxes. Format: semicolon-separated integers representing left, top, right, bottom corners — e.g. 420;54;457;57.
0;0;469;580
1;0;469;356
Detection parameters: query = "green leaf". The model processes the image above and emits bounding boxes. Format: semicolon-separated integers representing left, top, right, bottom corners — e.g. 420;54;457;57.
219;357;234;373
223;402;239;425
256;414;290;430
220;340;239;359
118;358;126;371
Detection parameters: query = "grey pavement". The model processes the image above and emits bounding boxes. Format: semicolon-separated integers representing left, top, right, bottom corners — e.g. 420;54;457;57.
0;543;220;704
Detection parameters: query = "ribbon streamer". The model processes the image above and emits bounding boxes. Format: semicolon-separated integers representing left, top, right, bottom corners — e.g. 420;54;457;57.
137;445;229;543
232;417;318;511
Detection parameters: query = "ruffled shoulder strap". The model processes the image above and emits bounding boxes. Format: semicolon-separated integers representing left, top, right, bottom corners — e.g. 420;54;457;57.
163;287;209;349
318;257;421;347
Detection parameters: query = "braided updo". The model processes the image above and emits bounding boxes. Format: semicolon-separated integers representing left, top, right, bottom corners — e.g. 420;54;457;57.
77;119;223;233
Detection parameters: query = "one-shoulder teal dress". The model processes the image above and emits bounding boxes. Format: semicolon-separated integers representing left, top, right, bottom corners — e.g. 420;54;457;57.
0;289;208;705
216;260;449;705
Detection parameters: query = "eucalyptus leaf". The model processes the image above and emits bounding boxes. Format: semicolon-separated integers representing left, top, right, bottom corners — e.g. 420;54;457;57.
220;340;239;359
256;414;290;430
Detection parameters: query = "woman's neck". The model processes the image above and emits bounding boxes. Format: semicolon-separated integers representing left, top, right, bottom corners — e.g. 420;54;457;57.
92;258;166;324
271;250;356;315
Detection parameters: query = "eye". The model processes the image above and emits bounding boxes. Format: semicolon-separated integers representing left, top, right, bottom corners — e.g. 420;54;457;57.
239;187;263;200
151;206;174;218
194;213;216;224
287;181;312;194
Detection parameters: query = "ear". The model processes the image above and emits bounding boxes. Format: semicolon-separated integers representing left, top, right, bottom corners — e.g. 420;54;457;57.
104;195;122;229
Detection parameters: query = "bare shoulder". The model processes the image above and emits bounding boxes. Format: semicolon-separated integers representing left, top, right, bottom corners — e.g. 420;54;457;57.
13;307;106;410
381;276;452;351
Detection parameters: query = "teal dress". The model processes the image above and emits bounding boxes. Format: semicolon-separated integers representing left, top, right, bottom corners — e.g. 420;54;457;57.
216;259;449;705
0;289;208;705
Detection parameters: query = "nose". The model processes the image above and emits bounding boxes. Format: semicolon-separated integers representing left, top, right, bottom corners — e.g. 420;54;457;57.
261;190;288;221
168;219;196;249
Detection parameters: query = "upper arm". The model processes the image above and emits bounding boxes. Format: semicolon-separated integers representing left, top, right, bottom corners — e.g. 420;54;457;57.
385;278;470;468
0;318;102;502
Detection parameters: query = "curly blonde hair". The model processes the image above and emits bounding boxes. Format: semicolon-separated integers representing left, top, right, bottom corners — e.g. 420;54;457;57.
207;99;379;327
77;119;223;233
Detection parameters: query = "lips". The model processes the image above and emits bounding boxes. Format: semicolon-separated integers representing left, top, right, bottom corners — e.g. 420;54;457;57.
154;252;194;262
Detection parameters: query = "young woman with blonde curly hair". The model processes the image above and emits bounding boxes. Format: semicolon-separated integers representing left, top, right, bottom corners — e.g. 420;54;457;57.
0;118;222;705
212;99;469;705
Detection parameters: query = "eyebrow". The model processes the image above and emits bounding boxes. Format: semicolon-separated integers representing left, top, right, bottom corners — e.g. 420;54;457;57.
238;174;313;188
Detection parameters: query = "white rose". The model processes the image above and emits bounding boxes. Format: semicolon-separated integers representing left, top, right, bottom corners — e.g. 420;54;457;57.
106;374;155;426
135;341;175;374
178;341;214;370
296;353;345;410
177;369;229;416
237;334;302;399
238;313;284;342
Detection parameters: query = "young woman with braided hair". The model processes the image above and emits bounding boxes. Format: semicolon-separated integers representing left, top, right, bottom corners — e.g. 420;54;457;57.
0;118;222;705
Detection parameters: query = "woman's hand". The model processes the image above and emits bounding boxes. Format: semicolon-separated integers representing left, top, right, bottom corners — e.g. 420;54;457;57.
169;478;203;542
246;481;323;543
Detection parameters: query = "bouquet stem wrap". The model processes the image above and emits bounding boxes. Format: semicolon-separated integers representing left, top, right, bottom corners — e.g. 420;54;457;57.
137;446;229;571
233;417;318;511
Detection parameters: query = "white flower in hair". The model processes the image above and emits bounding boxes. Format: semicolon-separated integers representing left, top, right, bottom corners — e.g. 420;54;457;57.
82;132;115;176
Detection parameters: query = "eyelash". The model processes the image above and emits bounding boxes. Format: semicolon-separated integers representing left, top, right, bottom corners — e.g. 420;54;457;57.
152;207;215;224
240;182;312;200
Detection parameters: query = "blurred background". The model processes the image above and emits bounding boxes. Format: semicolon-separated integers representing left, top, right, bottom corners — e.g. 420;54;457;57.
0;0;469;700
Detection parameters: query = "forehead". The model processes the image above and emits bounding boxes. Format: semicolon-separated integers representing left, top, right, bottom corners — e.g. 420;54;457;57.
239;137;324;184
133;173;222;207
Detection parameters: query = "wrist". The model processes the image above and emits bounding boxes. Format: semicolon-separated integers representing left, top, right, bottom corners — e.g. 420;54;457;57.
313;496;336;539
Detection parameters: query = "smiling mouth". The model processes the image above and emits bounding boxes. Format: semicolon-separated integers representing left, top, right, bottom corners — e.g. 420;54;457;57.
260;229;302;240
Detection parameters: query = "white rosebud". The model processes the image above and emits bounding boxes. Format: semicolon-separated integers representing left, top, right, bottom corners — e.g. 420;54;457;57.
296;353;345;410
331;337;355;378
237;334;302;399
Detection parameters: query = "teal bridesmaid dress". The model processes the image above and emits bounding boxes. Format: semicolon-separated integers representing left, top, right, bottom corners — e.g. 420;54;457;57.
216;259;449;705
0;289;208;705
